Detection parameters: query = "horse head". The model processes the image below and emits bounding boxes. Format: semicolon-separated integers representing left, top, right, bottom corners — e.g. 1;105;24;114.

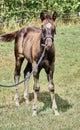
40;12;57;50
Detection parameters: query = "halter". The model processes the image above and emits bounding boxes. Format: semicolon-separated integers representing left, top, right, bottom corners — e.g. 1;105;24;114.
41;22;54;44
41;33;54;44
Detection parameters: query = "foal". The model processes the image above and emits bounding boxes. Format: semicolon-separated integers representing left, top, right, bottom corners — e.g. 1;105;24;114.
0;12;59;116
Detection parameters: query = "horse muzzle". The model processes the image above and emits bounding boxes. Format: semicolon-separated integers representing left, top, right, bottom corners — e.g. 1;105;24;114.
45;37;53;50
41;34;54;50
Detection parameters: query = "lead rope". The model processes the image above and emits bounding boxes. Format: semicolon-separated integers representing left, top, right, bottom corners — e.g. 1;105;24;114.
0;47;46;88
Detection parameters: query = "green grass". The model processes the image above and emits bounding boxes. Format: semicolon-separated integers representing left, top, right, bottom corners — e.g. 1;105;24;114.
0;24;80;130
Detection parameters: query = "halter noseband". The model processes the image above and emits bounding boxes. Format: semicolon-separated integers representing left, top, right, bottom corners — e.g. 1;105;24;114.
41;33;54;43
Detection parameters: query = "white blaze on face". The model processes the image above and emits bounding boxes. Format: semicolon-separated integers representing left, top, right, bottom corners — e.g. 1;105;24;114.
46;23;52;29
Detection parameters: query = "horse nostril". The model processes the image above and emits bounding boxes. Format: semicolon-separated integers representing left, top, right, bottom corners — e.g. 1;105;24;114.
46;42;52;49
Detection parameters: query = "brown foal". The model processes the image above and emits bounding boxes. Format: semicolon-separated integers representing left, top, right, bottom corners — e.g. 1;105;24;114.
0;12;59;116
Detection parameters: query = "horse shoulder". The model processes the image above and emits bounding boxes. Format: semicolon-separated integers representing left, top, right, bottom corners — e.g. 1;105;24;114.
31;32;41;61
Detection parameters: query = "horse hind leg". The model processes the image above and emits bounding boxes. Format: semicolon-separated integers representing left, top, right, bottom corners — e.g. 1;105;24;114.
24;62;32;105
14;56;24;106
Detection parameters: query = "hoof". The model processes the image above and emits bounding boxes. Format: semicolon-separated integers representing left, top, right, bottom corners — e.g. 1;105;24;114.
25;100;30;105
32;111;37;117
14;95;19;107
15;102;20;107
55;111;60;116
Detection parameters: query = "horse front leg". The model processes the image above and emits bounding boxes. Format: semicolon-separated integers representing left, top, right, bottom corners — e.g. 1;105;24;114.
32;62;40;116
24;62;32;104
46;65;59;116
14;56;24;106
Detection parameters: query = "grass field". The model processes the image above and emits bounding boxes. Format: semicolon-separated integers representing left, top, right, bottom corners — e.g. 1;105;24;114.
0;24;80;130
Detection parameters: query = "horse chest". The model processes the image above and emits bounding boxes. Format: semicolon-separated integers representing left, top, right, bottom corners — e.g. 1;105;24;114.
41;52;54;68
41;59;49;67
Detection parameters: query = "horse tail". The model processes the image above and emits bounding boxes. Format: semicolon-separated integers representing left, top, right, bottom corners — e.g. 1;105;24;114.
0;31;18;42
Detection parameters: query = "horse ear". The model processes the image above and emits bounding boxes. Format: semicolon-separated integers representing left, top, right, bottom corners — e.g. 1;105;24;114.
52;12;57;21
40;12;45;21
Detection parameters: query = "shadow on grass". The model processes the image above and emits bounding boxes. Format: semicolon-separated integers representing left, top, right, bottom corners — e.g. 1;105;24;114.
0;91;72;113
20;91;72;113
38;91;72;113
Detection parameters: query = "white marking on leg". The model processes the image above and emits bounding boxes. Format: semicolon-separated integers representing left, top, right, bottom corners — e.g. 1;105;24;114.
14;76;20;106
32;91;38;116
24;73;30;104
14;88;19;106
51;92;59;116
